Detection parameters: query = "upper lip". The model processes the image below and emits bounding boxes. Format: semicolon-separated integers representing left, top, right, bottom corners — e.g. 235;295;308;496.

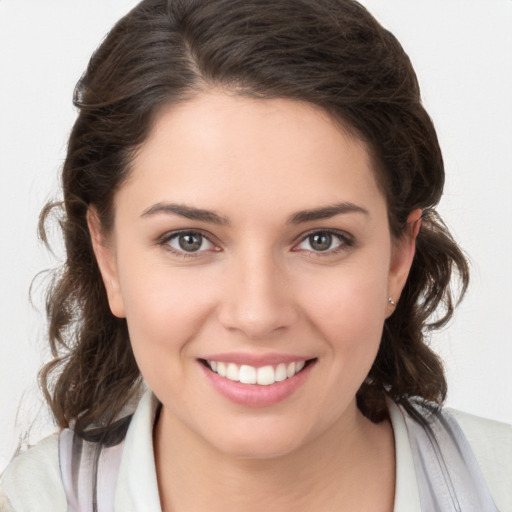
200;352;313;367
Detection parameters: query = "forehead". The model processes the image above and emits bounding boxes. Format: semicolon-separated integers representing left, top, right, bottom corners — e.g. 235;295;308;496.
120;92;385;221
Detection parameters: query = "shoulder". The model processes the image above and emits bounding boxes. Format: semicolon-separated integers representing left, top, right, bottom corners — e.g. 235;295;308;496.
0;433;67;512
448;408;512;511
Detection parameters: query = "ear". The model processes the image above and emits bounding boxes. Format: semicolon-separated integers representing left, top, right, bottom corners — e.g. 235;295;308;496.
87;208;126;318
387;209;422;312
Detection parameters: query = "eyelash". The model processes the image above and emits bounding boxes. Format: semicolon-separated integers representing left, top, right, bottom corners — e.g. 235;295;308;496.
158;229;220;259
157;229;354;259
293;229;355;257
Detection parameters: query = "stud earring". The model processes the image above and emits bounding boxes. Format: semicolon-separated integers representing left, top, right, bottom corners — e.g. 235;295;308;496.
388;297;396;307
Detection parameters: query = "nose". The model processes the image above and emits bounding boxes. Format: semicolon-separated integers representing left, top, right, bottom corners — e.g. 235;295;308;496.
217;250;299;340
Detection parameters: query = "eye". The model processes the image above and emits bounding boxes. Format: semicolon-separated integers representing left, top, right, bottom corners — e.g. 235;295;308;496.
294;230;353;254
161;230;218;256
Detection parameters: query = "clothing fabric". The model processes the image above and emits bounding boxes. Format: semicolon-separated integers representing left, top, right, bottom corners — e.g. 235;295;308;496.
1;390;511;511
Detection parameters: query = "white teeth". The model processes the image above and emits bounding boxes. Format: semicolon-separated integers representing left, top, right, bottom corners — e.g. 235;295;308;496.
256;365;275;386
217;362;227;377
286;362;296;378
207;359;307;385
226;363;239;381
275;363;287;382
239;365;257;384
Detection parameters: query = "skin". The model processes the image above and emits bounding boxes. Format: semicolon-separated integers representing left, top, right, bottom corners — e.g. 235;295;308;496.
89;91;421;511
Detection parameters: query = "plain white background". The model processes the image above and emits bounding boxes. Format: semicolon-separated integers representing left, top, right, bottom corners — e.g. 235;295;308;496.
1;0;511;470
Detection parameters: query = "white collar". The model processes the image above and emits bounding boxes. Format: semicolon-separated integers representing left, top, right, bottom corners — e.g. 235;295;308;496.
387;399;421;512
115;390;162;511
113;390;421;511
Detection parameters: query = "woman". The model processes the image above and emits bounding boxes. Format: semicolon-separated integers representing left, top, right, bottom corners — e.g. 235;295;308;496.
1;0;510;511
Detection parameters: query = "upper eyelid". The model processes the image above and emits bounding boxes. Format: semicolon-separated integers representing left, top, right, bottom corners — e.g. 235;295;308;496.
159;228;217;244
292;229;355;255
295;228;353;244
157;229;221;256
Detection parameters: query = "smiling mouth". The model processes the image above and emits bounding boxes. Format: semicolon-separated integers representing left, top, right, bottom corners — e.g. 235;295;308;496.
201;359;315;386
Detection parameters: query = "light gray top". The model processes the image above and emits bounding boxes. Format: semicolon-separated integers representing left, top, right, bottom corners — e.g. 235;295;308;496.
1;390;511;511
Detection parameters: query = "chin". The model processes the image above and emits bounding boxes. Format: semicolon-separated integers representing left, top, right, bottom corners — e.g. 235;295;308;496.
217;436;304;461
200;417;316;461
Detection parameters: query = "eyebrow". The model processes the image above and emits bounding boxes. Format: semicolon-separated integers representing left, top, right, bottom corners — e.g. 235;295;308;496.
286;202;369;224
140;201;368;225
141;202;230;225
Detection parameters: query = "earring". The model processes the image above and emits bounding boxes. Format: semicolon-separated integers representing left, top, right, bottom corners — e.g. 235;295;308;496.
388;297;396;307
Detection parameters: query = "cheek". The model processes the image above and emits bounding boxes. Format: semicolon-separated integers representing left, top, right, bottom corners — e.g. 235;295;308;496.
115;255;217;379
299;255;390;358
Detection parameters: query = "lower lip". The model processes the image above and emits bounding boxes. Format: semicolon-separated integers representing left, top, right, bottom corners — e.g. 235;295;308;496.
199;360;315;408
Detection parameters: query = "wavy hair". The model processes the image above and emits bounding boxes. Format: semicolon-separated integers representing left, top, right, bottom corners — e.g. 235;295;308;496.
39;0;469;433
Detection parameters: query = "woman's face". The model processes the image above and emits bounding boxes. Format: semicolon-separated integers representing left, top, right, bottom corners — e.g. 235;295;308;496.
91;92;416;459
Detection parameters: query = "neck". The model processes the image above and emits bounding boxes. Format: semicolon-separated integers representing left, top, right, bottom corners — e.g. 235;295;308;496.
154;402;395;512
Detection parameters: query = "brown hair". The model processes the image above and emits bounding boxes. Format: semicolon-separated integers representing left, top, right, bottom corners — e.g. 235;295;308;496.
40;0;469;434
